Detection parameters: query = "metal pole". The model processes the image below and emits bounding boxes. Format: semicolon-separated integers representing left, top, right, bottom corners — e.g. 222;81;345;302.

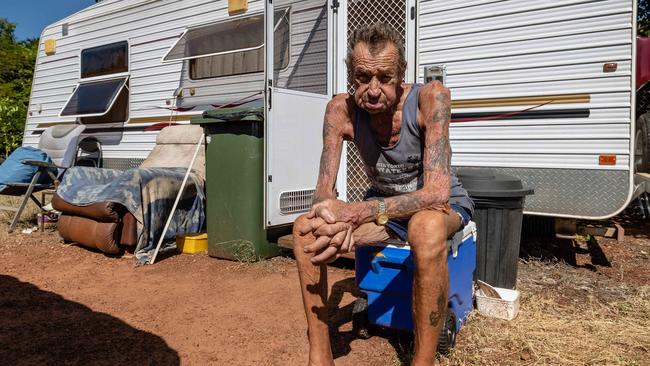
149;132;205;264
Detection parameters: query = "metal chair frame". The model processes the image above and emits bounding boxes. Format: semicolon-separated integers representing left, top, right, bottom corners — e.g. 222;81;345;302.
0;125;86;232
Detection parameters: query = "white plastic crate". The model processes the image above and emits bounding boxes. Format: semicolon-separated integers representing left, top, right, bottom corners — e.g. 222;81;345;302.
475;287;520;321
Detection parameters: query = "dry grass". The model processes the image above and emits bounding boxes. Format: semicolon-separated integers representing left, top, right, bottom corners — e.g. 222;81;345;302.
0;195;44;227
441;260;650;366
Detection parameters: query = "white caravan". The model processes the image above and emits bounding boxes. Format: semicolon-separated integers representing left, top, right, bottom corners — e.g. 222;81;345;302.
24;0;639;226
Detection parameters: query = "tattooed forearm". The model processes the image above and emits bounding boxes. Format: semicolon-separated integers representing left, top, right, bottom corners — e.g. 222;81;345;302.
382;188;450;219
426;135;451;177
312;97;348;205
313;142;337;205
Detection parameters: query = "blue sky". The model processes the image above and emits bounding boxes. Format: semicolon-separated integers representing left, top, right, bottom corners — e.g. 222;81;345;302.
1;0;96;40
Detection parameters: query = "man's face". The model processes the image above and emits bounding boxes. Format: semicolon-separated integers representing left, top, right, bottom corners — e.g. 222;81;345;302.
352;41;402;115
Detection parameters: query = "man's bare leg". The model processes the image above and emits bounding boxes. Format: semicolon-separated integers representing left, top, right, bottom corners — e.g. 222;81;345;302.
293;214;335;366
408;210;460;366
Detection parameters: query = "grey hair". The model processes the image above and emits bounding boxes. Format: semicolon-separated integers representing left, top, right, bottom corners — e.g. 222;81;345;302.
345;22;406;82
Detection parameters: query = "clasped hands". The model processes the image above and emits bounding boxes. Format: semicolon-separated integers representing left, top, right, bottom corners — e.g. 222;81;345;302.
298;199;357;265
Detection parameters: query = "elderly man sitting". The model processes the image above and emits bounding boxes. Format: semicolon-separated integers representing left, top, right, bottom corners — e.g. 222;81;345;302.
292;23;474;366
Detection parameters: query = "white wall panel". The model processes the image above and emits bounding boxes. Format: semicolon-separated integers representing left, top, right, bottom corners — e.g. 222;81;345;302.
418;0;633;175
451;77;630;99
421;29;632;62
447;61;631;88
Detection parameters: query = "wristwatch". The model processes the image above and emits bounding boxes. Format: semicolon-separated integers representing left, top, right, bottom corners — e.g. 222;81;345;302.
375;197;389;226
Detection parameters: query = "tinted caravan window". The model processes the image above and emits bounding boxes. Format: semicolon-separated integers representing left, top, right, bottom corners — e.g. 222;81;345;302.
163;11;290;79
188;10;290;79
81;41;129;78
164;15;265;62
60;77;128;117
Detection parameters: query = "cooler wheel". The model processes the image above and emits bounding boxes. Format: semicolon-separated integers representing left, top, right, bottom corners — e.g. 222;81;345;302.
437;310;457;356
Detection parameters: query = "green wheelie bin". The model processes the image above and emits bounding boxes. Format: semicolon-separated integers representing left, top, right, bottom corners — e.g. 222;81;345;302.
191;101;278;261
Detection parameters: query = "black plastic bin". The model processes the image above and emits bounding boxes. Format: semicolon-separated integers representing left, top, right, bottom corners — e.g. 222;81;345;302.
457;169;533;289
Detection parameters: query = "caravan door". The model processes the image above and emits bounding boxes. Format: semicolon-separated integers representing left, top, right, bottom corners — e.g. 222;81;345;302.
265;0;333;226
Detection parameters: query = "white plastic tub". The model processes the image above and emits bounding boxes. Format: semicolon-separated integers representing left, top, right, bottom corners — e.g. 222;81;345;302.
475;287;520;321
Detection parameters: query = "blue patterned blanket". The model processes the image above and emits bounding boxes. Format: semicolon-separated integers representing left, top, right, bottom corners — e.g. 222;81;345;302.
57;166;205;264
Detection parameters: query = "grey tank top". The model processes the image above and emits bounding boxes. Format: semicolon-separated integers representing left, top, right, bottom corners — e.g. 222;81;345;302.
352;83;474;216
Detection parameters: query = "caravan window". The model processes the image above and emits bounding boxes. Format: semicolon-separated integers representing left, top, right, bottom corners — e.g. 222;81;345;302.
163;15;264;64
60;77;128;118
61;41;130;123
163;10;290;79
81;41;128;78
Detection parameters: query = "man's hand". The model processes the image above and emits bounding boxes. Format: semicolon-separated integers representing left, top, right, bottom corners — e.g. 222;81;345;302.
299;210;356;265
307;198;358;225
305;199;357;264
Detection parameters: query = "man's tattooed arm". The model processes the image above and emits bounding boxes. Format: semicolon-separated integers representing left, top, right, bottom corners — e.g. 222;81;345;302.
311;95;350;205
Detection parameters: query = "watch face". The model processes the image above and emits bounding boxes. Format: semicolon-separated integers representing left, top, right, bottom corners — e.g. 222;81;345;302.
377;213;389;226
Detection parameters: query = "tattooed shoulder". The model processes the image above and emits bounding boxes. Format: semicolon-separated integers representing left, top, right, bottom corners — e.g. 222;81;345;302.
431;87;451;124
324;93;354;140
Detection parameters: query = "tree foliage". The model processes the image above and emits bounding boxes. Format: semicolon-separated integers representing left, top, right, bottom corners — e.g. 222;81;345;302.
0;19;37;157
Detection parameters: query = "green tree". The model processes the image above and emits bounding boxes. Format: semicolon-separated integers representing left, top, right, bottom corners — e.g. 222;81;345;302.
0;97;26;157
0;18;37;158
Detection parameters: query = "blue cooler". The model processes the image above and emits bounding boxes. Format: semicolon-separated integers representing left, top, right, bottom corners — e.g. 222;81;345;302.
355;221;477;332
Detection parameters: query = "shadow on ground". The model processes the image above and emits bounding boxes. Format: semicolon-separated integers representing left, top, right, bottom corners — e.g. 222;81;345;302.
327;275;414;365
520;215;615;271
0;274;179;365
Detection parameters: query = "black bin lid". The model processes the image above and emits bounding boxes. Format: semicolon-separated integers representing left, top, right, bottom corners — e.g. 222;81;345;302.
456;169;533;198
191;99;264;124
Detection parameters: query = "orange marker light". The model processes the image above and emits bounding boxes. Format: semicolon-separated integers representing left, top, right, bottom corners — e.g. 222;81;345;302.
599;155;617;165
603;63;618;72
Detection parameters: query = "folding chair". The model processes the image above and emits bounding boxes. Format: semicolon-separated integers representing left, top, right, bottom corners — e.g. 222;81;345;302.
0;125;86;232
76;136;102;168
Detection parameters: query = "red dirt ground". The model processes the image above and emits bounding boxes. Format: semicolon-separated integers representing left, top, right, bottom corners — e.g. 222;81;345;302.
0;228;399;366
1;206;648;365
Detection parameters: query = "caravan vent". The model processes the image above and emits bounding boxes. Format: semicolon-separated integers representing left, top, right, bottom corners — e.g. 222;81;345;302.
279;189;315;214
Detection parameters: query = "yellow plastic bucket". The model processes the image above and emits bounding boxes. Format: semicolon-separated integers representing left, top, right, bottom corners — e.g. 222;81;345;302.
176;233;208;254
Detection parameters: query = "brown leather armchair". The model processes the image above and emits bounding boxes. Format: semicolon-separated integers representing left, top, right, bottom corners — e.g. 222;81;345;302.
52;194;137;253
52;125;205;254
